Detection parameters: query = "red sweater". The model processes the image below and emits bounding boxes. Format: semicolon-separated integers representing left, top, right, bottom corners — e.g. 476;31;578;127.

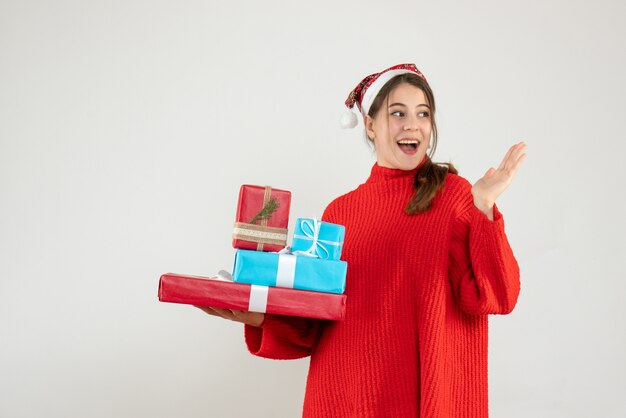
245;163;520;418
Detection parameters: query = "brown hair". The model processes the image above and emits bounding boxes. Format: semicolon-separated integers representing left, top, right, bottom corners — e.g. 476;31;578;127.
367;73;457;214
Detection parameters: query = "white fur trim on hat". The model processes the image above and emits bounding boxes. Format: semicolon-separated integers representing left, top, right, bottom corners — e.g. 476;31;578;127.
360;69;416;116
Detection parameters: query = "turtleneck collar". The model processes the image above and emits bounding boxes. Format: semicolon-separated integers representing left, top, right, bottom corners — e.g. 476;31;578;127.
365;156;428;184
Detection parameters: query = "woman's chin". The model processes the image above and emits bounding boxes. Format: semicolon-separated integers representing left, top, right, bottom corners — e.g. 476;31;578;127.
378;150;426;171
395;153;425;170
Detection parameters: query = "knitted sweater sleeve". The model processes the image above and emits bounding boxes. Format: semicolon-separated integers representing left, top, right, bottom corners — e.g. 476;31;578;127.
244;201;341;359
244;315;325;359
448;178;521;315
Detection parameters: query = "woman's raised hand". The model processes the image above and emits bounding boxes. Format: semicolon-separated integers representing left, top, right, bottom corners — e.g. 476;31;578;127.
471;141;526;220
196;306;265;327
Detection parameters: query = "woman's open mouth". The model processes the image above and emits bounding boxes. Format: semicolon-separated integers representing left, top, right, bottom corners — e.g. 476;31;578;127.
397;139;420;154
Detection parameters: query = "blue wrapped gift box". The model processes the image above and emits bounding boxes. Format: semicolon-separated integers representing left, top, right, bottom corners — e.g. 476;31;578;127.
291;218;345;260
232;249;347;294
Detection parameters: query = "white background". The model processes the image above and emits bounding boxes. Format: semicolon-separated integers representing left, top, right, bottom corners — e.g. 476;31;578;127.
1;0;625;417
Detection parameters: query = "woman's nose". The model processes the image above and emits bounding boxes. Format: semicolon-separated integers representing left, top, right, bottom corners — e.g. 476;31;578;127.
403;116;418;130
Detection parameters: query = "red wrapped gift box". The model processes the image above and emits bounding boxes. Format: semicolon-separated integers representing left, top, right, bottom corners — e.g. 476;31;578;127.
232;185;291;252
158;273;346;321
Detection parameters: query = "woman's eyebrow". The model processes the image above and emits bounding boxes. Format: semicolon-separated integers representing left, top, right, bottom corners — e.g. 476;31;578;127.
388;102;431;109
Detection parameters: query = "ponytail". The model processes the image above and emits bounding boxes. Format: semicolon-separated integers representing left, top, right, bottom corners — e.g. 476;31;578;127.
405;157;457;215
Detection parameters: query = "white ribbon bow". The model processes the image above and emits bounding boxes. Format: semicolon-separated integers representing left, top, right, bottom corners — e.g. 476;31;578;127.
292;218;341;260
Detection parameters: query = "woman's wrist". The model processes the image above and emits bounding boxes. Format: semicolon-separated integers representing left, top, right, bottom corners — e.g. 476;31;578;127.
473;197;494;221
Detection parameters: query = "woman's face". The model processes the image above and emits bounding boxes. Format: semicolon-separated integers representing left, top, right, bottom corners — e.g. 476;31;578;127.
365;83;432;170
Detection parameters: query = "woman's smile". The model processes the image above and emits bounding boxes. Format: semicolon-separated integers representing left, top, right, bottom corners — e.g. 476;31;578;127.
397;138;420;154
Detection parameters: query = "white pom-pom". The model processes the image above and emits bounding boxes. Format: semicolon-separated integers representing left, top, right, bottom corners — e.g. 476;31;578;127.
340;109;358;129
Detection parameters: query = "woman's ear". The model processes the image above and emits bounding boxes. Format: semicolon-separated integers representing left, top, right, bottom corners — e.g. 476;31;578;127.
364;115;375;141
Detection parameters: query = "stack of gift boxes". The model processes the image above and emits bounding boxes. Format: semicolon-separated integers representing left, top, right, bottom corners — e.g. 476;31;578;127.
159;185;348;321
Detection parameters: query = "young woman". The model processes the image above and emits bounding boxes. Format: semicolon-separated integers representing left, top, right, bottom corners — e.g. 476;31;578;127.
199;63;526;418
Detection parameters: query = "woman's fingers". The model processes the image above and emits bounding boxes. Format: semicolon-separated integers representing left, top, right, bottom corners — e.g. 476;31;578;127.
230;309;246;318
195;305;237;320
510;148;526;173
505;142;527;176
210;307;238;320
195;306;264;326
498;142;526;174
195;306;220;316
231;310;265;327
497;144;516;171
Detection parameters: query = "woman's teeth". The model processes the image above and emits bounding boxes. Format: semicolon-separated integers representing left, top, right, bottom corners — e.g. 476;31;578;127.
397;139;419;150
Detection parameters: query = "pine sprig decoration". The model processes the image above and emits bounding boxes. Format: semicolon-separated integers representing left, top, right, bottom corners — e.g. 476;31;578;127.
250;197;280;224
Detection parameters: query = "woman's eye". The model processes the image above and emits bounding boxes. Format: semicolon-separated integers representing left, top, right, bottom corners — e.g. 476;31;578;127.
391;111;404;117
419;111;430;118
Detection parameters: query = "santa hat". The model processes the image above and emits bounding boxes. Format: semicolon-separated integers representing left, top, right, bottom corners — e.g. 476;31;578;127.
340;63;428;129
